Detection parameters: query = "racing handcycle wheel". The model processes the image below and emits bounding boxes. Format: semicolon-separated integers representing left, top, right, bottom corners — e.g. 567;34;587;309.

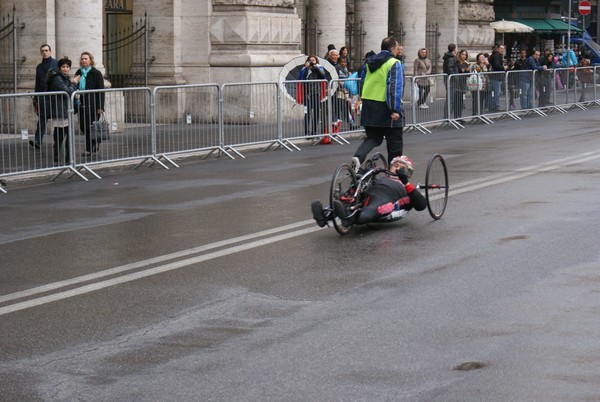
329;163;358;235
424;153;449;220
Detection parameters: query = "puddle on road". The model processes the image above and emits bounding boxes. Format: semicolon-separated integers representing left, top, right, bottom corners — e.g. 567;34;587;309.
453;361;487;371
499;235;528;242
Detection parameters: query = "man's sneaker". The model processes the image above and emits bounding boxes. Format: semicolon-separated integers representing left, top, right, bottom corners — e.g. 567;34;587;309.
311;200;327;227
419;104;429;109
333;200;354;227
350;156;361;173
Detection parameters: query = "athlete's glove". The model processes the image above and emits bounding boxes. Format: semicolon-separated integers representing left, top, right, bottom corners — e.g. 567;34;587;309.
396;167;409;184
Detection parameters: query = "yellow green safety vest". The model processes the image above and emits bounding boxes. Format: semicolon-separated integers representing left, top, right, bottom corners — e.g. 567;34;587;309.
362;58;399;101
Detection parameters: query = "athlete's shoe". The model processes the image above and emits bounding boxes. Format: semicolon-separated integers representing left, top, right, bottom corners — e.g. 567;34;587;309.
350;156;361;173
311;201;327;227
333;200;354;227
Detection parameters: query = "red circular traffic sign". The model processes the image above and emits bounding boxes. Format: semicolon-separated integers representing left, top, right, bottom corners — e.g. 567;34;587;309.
579;0;591;15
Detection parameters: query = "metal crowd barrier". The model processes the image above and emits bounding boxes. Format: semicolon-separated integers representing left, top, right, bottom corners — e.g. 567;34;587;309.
327;78;362;143
407;74;448;133
0;91;86;185
221;81;289;157
572;66;598;109
71;87;159;179
153;83;222;165
280;79;334;146
506;69;539;117
553;67;580;109
1;68;598;192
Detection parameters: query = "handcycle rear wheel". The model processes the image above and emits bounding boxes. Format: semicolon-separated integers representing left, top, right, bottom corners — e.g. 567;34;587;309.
424;154;449;220
329;163;358;235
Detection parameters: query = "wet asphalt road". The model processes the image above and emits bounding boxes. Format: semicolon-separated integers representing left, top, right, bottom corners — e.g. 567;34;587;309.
1;109;600;401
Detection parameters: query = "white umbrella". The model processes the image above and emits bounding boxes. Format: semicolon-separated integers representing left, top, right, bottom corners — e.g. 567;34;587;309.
490;19;534;43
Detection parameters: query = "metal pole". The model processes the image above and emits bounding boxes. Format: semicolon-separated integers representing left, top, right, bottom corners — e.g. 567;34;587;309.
144;13;149;87
314;20;319;56
12;7;18;134
597;1;600;42
567;0;571;51
12;9;16;94
566;1;572;103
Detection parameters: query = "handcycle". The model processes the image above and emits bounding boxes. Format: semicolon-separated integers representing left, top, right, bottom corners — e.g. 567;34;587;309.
328;152;449;235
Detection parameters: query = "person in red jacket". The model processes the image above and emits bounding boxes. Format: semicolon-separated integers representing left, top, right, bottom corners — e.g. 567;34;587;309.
311;155;426;228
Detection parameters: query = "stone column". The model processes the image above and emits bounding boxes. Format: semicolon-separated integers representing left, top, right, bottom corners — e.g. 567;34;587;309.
457;0;495;56
354;0;388;59
208;0;302;83
208;0;302;125
132;0;187;86
427;0;458;71
55;0;104;74
307;0;346;56
10;0;56;90
393;0;427;75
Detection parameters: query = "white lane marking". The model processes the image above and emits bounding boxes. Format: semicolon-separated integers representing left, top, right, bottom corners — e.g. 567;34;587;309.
0;226;322;316
2;150;600;315
0;220;315;304
450;152;600;196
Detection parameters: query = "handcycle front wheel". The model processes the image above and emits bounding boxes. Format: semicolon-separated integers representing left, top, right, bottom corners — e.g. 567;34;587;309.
424;154;449;220
329;163;358;235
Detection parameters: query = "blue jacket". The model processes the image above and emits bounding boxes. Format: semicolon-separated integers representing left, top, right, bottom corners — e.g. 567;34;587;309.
522;55;545;83
298;64;326;100
299;64;326;81
359;50;404;128
561;49;578;67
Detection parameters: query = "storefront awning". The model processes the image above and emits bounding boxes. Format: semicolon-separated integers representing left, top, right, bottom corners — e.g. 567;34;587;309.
513;19;584;34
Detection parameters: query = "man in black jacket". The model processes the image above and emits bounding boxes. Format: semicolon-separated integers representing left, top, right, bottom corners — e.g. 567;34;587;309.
442;43;458;76
488;43;507;112
351;37;404;168
31;44;58;149
442;43;458;119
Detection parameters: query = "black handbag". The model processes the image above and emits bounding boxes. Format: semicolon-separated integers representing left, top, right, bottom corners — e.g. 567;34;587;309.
90;113;110;141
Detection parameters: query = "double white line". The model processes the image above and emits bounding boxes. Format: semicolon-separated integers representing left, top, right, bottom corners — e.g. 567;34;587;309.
449;151;600;196
0;222;321;316
1;151;599;316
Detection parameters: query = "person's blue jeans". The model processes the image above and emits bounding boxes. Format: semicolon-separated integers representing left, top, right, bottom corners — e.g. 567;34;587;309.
492;79;502;110
520;80;532;109
34;100;49;145
34;118;48;145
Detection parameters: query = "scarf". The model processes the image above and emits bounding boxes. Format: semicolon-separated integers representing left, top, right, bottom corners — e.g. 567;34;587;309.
79;66;92;90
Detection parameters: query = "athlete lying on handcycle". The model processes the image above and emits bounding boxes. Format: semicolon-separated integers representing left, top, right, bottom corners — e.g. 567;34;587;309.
311;155;426;228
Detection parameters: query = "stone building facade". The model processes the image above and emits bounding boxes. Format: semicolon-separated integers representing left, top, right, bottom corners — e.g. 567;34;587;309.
0;0;496;92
